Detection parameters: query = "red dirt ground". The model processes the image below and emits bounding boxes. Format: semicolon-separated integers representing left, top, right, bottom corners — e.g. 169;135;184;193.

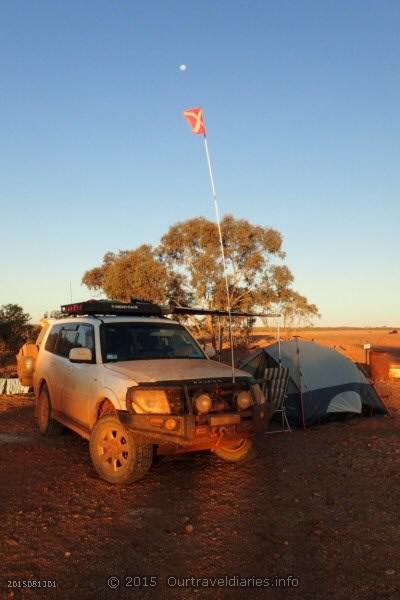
1;330;399;600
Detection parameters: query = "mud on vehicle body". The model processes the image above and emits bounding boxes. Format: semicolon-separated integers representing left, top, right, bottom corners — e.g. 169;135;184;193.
20;300;274;484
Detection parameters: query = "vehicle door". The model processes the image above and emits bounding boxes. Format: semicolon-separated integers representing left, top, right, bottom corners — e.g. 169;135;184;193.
49;323;80;416
40;324;65;410
61;323;98;429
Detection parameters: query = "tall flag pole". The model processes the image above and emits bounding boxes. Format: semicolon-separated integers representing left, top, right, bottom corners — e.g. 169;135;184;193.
183;107;236;382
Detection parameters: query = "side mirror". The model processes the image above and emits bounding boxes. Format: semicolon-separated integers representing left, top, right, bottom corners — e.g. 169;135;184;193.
69;347;93;363
204;344;217;359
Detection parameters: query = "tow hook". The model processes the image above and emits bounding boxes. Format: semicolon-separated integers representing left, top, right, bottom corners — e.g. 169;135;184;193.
213;426;227;449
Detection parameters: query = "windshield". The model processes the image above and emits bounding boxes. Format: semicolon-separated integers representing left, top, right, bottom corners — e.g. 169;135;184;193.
101;322;205;362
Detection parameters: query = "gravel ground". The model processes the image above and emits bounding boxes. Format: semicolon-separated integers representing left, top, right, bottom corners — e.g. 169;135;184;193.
1;384;399;600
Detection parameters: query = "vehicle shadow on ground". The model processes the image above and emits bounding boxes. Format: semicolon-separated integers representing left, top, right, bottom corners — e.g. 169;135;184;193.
0;403;33;421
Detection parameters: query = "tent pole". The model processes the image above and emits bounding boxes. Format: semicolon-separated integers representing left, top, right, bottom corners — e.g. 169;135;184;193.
277;318;282;366
295;337;306;430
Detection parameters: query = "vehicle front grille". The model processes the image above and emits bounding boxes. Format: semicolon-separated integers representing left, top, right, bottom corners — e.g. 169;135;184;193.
132;377;256;415
166;387;185;413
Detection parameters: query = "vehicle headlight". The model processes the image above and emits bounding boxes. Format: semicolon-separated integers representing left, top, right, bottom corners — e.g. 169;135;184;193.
131;389;171;414
194;392;212;414
236;390;253;410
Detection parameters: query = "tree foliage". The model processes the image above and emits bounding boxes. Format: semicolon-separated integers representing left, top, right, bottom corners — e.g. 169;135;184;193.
82;215;319;348
0;304;32;364
276;289;320;328
159;216;286;311
83;245;171;304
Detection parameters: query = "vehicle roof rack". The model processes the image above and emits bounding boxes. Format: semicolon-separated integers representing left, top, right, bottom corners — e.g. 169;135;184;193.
60;300;164;317
60;299;280;319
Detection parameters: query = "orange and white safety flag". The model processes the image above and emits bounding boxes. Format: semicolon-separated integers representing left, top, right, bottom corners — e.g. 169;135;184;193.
183;107;206;135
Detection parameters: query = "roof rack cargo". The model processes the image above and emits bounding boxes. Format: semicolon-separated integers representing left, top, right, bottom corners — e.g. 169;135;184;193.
61;300;163;317
60;299;280;319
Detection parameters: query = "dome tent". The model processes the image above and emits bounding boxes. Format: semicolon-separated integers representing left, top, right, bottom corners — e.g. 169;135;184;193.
239;340;386;427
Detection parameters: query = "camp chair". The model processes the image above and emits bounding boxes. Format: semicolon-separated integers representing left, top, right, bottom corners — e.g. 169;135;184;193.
263;367;291;433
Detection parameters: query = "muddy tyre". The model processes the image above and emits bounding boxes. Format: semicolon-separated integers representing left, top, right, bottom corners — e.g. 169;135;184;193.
89;415;153;484
36;384;64;436
214;438;256;463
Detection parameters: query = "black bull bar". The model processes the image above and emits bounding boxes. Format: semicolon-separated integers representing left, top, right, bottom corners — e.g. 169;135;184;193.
118;378;272;445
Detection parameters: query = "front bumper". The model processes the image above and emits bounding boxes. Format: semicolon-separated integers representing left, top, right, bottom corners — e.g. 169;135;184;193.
119;404;271;446
119;377;272;446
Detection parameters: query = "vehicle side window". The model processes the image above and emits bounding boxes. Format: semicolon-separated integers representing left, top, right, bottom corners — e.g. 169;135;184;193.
76;324;95;360
54;326;78;358
44;325;63;354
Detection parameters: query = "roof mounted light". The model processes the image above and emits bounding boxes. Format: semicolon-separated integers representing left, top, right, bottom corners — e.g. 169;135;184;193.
60;299;163;317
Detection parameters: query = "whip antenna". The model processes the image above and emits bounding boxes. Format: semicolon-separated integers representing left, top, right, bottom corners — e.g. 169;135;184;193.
183;107;236;382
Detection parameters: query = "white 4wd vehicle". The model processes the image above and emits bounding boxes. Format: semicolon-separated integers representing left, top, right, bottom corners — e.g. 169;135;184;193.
19;300;271;484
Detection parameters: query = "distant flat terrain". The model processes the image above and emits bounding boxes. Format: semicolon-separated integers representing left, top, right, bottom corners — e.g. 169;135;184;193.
238;327;400;364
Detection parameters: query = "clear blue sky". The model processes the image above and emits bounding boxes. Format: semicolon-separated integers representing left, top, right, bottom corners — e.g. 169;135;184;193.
1;1;399;326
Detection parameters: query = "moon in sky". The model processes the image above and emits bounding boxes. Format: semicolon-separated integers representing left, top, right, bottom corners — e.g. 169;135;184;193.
179;64;187;71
